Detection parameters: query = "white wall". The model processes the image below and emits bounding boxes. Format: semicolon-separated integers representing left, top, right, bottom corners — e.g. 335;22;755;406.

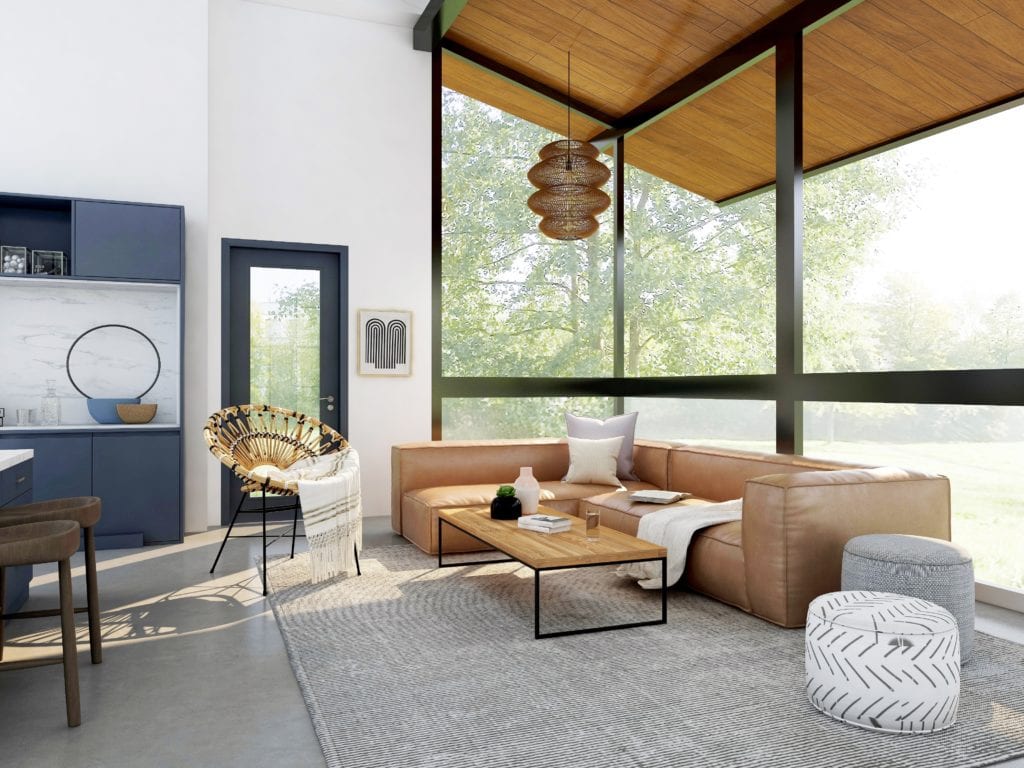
1;0;432;530
208;0;431;524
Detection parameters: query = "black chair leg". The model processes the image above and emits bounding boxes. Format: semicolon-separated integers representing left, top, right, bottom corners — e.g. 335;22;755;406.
261;491;268;596
210;493;246;574
354;543;361;576
290;504;299;559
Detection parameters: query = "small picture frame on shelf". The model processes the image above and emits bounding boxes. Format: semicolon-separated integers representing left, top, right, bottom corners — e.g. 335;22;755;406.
1;245;28;274
31;250;67;276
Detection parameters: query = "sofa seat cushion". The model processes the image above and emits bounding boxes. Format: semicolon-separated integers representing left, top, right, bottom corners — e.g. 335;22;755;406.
696;519;742;548
401;479;659;555
405;479;658;511
583;488;715;519
686;520;750;612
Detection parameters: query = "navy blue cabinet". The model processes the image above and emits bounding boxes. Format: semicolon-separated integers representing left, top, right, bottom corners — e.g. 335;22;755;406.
1;456;34;616
74;200;182;281
1;190;183;552
0;435;91;501
92;433;180;544
0;194;72;263
0;433;181;547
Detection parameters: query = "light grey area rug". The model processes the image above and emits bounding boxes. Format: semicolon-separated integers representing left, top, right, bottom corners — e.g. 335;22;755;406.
265;544;1024;768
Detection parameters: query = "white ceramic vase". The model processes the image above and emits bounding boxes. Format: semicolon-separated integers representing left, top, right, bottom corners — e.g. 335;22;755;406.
514;466;541;515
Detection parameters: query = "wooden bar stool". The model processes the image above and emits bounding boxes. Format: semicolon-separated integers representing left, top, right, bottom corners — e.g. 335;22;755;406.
0;520;82;727
0;497;103;664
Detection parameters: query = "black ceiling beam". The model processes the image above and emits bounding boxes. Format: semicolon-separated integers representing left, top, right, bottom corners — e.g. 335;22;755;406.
441;39;617;127
414;0;469;52
589;0;861;143
413;0;444;52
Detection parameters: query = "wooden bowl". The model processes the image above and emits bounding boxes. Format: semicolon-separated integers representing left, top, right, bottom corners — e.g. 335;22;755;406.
116;403;158;424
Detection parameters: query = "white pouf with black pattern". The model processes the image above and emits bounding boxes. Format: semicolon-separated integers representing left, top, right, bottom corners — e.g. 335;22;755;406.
805;591;960;734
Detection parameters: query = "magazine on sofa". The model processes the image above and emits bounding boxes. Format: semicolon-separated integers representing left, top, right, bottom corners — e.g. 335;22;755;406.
629;490;692;504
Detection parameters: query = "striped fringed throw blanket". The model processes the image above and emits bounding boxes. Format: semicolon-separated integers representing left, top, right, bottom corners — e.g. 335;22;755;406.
268;448;362;584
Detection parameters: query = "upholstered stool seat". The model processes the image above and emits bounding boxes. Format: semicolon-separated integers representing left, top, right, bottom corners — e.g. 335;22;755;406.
806;591;960;734
842;534;974;662
0;520;81;566
3;497;101;529
0;520;82;727
0;497;103;664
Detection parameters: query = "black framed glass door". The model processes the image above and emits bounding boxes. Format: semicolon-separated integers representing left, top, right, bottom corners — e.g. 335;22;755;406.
222;239;348;523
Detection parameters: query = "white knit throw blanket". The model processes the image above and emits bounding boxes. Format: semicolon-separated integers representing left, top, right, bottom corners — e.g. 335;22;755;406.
617;499;742;590
268;448;362;584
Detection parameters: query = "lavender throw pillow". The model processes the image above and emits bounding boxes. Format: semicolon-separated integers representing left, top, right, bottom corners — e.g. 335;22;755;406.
565;411;639;480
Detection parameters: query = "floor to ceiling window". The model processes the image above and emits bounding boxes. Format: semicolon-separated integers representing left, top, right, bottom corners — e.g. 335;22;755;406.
437;21;1024;594
441;88;614;382
800;101;1024;591
623;165;776;377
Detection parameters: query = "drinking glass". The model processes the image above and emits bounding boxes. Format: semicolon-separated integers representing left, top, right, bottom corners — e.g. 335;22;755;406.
585;509;600;540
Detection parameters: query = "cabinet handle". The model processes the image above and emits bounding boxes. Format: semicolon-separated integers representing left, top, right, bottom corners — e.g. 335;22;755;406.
15;475;26;484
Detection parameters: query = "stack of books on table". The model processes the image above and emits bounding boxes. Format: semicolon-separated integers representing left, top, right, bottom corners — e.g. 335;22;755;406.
517;514;572;534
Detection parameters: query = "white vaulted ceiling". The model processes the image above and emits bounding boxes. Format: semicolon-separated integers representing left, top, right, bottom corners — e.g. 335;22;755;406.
242;0;430;28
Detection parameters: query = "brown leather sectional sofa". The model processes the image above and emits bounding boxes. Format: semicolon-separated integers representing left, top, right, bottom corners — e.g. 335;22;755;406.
391;438;951;627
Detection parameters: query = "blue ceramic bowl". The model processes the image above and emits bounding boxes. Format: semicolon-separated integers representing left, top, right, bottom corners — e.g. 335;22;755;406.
87;397;140;424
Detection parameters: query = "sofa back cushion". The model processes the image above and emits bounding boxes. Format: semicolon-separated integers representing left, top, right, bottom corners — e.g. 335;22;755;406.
391;439;673;534
394;439;571;491
667;445;866;501
633;440;670;488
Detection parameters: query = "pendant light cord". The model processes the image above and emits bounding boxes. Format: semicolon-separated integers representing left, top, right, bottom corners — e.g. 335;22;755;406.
566;49;572;170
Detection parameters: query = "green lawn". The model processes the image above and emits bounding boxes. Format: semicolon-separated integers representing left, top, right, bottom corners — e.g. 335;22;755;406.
684;439;1024;591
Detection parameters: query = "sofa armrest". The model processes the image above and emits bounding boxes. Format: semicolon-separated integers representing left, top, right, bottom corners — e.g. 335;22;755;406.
741;467;951;628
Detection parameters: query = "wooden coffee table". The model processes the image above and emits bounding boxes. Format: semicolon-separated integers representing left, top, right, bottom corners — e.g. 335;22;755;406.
437;506;668;639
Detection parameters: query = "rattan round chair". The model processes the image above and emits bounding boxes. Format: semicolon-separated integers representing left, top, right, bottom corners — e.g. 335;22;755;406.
204;404;357;593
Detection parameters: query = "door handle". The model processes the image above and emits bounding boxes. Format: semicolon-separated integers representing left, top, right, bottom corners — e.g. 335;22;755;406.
319;395;335;412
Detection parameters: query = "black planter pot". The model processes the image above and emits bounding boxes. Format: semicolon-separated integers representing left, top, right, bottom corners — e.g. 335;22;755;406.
490;496;522;520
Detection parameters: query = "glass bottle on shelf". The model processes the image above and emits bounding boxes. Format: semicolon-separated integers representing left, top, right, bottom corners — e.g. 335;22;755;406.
40;379;61;426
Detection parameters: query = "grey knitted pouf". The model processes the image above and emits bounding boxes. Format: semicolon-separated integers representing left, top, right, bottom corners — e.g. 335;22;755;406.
842;534;974;662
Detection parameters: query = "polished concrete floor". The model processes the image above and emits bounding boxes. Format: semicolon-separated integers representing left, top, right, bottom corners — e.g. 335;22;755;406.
0;516;402;768
1;518;1023;767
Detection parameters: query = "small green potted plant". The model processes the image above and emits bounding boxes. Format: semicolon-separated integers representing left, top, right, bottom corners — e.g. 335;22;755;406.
490;484;522;520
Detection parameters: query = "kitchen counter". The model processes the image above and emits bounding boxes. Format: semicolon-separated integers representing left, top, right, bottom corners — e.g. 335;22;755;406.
0;424;179;433
0;448;33;472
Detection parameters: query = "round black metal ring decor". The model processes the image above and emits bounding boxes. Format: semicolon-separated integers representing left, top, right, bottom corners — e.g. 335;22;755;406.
65;323;162;399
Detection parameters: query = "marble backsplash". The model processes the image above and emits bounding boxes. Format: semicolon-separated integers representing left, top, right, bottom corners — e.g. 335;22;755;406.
0;278;179;425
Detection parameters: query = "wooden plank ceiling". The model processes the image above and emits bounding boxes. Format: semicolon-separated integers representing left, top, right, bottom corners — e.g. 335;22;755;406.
441;0;1024;203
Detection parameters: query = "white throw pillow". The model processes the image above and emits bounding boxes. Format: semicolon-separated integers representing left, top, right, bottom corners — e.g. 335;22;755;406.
565;411;639;480
564;436;625;487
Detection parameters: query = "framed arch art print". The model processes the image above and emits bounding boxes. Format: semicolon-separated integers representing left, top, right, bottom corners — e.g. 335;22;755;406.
357;309;412;377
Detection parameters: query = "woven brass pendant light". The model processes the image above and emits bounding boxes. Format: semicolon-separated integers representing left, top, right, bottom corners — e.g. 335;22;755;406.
527;52;610;241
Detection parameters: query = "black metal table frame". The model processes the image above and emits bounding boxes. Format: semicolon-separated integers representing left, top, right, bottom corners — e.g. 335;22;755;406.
438;516;667;639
